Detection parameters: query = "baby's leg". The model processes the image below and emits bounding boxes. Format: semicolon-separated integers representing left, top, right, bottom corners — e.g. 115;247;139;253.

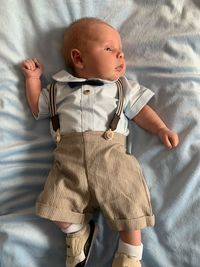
120;229;141;245
112;230;143;267
54;220;96;267
54;221;71;229
54;221;83;233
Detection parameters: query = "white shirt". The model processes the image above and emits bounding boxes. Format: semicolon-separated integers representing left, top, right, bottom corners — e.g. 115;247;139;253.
36;70;154;136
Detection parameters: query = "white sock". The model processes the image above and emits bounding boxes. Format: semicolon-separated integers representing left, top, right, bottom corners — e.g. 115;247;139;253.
118;239;143;260
61;223;84;234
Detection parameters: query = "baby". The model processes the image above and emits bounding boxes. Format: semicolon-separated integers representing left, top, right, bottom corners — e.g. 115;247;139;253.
22;17;179;267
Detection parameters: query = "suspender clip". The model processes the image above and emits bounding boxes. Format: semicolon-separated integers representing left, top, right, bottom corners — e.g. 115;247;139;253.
103;128;114;140
55;129;61;143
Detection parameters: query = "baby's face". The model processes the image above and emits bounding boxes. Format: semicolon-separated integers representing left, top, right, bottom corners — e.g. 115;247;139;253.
78;23;126;80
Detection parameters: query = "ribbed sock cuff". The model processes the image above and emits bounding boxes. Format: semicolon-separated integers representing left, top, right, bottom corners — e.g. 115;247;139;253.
61;223;84;234
118;239;143;260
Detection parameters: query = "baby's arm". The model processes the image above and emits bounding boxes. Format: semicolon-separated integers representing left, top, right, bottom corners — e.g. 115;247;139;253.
21;58;43;115
133;105;179;149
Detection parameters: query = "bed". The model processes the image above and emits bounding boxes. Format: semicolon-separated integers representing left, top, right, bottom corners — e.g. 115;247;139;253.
1;1;200;266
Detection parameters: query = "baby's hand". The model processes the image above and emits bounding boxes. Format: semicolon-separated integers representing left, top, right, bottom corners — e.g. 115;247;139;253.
21;58;43;79
158;127;179;149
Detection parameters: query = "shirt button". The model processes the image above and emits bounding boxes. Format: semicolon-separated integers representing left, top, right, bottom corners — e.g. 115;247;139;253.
83;89;90;95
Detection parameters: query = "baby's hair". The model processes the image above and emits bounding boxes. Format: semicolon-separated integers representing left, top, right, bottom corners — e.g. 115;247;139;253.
63;17;114;69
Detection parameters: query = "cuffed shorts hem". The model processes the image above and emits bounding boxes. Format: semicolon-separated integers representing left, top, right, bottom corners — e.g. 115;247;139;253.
106;215;155;231
35;202;92;225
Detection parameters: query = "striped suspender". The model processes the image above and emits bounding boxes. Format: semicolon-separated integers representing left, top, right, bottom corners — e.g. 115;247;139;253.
103;79;124;140
49;82;61;143
49;78;124;142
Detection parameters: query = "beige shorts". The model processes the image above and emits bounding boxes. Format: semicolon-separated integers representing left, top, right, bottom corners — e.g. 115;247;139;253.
36;131;155;231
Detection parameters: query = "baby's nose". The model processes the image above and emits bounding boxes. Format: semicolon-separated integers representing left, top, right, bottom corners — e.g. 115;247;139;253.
117;51;124;58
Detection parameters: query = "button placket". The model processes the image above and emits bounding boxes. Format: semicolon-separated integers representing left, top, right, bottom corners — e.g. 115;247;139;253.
81;85;93;131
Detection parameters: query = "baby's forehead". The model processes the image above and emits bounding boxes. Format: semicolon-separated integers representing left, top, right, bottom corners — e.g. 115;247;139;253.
84;23;120;40
66;19;121;49
88;22;116;33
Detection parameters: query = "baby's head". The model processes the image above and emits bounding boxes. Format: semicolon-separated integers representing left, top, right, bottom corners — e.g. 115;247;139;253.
63;17;126;81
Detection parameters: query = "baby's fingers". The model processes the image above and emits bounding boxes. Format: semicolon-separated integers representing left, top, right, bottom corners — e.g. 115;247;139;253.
163;135;173;149
164;133;179;149
22;59;36;70
33;58;43;70
159;129;179;149
168;133;179;148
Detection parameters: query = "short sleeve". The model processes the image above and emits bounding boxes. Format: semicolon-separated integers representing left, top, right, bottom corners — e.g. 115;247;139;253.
121;77;154;119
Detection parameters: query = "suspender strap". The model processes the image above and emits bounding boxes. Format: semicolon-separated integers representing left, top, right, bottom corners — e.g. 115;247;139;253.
109;79;124;131
49;82;61;142
49;78;124;142
103;78;124;140
49;82;60;131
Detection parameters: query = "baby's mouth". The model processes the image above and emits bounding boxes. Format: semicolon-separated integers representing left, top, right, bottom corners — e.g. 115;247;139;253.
115;64;124;72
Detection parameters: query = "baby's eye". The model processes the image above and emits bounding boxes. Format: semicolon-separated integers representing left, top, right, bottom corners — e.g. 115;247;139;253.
105;47;112;52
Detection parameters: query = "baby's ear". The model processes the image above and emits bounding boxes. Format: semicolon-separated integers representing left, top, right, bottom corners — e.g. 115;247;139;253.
71;49;84;69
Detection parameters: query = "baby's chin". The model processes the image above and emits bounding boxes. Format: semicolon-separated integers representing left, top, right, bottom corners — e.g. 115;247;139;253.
100;73;124;81
82;71;124;81
108;73;124;81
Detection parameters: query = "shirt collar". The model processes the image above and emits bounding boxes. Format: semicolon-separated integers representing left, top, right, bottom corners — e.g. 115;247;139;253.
52;70;117;84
